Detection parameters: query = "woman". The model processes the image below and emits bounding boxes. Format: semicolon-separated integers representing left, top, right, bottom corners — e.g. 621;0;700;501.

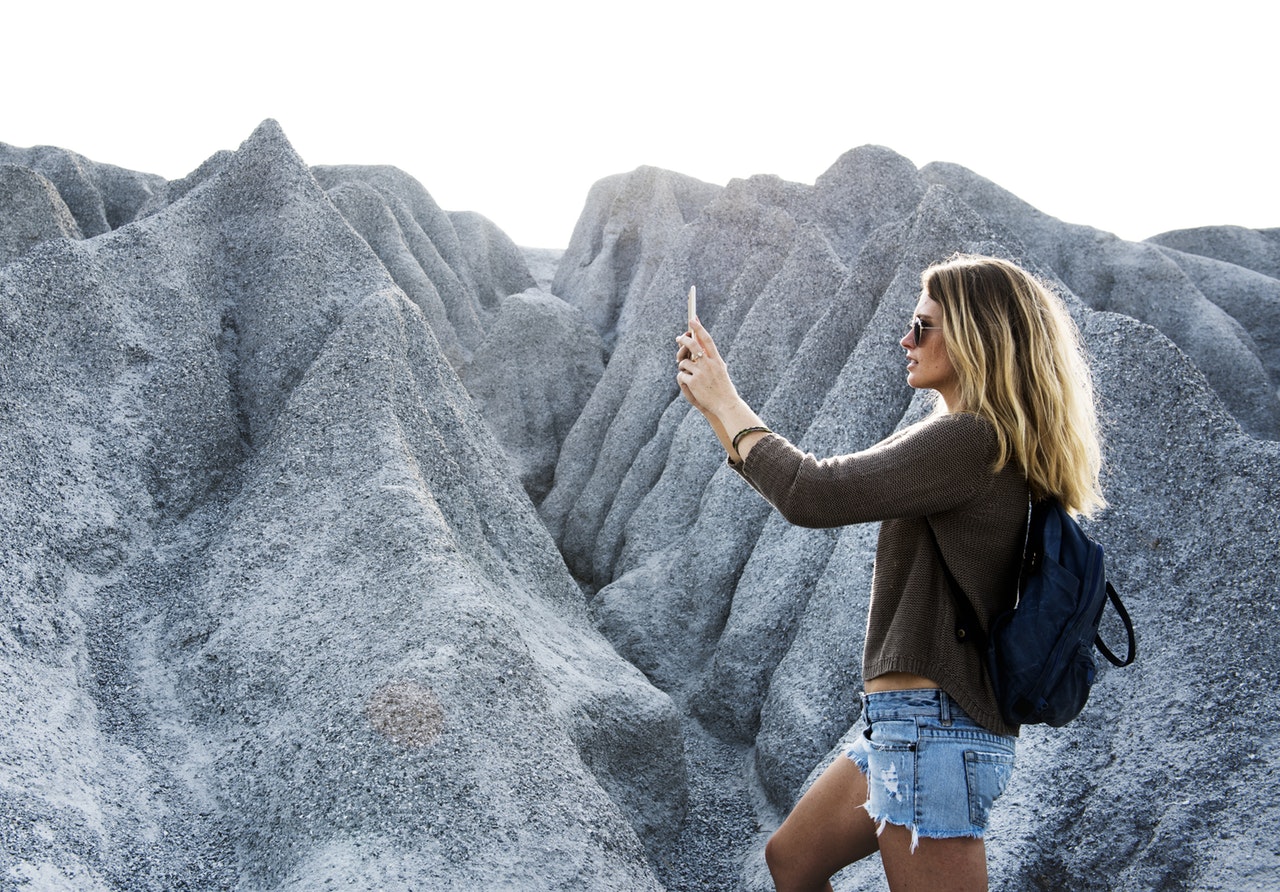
675;254;1104;892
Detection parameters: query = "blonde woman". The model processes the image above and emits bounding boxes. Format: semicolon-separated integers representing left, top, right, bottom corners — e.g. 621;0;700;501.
676;255;1104;892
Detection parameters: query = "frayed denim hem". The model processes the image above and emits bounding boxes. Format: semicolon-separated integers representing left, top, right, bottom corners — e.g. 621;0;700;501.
859;799;985;854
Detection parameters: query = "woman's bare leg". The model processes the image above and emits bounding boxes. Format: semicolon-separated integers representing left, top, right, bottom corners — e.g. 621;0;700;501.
877;824;989;892
765;755;879;892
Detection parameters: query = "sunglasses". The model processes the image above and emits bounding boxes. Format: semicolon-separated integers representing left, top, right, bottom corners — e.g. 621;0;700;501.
908;317;940;348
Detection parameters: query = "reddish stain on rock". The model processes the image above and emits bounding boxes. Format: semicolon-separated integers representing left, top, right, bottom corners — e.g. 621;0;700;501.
365;680;445;747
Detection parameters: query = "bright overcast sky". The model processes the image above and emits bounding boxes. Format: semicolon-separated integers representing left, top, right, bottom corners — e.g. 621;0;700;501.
4;1;1275;249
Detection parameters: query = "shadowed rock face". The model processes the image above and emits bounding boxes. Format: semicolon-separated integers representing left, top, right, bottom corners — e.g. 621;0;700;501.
3;122;1278;891
552;165;723;351
461;289;606;503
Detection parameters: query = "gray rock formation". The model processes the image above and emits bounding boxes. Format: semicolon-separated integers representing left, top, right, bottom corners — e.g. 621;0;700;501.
918;162;1280;439
543;147;1279;890
521;246;565;293
1;120;679;890
4;122;1278;892
0;142;164;236
311;164;536;369
462;289;606;503
1147;224;1280;280
552;166;722;351
0;165;85;266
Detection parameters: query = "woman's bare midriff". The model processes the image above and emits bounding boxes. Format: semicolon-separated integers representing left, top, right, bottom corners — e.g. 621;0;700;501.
864;671;940;693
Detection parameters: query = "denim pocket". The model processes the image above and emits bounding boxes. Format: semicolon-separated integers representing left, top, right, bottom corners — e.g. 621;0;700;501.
864;720;917;807
964;750;1015;827
864;719;917;752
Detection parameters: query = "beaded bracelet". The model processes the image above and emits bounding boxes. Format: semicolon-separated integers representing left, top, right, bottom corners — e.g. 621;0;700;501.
731;425;772;455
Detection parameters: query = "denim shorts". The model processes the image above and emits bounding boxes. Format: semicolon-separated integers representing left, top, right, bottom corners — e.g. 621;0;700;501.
846;689;1016;850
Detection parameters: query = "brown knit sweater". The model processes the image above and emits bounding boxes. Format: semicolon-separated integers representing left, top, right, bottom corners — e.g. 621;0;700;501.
732;412;1029;736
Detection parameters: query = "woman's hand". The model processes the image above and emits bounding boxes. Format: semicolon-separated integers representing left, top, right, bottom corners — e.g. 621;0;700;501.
676;317;738;417
675;310;770;463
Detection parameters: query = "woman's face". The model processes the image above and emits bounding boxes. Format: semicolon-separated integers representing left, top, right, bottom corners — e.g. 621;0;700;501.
901;291;960;409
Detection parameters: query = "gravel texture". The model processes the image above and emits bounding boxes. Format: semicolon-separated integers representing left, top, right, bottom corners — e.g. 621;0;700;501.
3;123;1278;890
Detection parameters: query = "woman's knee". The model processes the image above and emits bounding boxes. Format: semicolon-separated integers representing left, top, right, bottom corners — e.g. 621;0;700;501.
764;824;825;890
763;829;788;873
764;827;803;881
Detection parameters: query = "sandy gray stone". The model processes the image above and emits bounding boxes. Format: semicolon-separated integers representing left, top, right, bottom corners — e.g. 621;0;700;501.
1151;246;1280;398
544;149;1278;890
313;165;488;368
449;210;539;308
4;119;1279;891
540;169;821;588
920;161;1280;438
552;165;721;350
814;144;925;263
0;142;164;236
462;289;606;503
520;246;564;292
1147;224;1280;280
323;176;471;366
1;120;679;890
0;164;84;266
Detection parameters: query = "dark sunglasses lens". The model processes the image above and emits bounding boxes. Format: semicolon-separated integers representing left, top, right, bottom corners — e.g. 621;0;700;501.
911;319;923;347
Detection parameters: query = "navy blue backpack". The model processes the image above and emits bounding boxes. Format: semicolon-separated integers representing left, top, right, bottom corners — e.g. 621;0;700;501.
929;499;1137;727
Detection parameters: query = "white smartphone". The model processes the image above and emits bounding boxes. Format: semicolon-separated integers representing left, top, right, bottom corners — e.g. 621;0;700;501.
687;285;697;328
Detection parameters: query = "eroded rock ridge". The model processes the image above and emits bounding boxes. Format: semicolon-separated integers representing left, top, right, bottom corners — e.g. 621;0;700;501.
3;125;1278;891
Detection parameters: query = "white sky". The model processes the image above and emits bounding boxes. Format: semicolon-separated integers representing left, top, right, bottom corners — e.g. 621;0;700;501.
3;1;1275;248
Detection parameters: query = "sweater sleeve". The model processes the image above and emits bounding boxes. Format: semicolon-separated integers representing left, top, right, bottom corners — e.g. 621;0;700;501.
736;414;999;528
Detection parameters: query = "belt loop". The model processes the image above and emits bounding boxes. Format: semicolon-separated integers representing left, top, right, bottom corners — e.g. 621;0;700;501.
939;690;953;726
859;691;871;727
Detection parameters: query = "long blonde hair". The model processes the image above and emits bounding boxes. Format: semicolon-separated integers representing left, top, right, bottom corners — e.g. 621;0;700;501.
923;254;1106;517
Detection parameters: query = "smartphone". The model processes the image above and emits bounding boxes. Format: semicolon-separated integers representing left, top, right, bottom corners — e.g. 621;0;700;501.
687;285;697;328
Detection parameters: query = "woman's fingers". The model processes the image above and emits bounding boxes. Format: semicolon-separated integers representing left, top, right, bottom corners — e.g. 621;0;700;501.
676;333;693;362
689;316;718;360
677;360;702;410
676;330;705;408
677;332;710;367
676;317;723;413
676;330;706;364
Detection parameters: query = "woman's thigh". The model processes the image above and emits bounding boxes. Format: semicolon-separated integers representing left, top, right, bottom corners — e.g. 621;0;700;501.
766;755;879;888
878;825;989;892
